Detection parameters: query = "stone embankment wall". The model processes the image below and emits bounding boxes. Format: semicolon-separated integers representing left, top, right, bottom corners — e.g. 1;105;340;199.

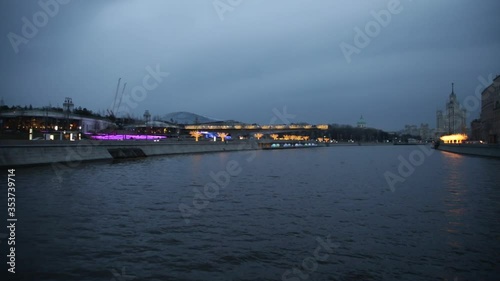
0;140;259;167
438;144;500;158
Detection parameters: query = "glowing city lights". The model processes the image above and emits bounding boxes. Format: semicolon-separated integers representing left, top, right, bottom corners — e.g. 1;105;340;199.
217;132;229;141
440;134;468;144
189;131;203;142
89;134;166;140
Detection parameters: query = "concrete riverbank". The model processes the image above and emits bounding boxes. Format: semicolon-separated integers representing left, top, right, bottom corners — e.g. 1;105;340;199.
437;143;500;158
0;139;415;167
0;139;259;167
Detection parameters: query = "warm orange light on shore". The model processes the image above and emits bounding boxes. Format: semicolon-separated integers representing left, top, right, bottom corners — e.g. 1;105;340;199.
282;135;309;141
218;132;229;141
190;131;203;141
254;133;264;140
440;134;467;144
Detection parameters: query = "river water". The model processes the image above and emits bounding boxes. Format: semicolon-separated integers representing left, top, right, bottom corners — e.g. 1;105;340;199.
3;145;500;280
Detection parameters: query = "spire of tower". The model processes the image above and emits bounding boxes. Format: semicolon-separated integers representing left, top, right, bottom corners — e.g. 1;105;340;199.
450;82;456;99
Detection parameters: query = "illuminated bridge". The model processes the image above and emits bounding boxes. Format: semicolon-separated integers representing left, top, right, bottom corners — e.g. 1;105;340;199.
184;124;329;133
180;123;330;141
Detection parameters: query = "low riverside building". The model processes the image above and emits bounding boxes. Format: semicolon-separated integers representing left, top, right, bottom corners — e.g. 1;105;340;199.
475;75;500;143
470;119;482;141
0;108;114;139
124;120;180;137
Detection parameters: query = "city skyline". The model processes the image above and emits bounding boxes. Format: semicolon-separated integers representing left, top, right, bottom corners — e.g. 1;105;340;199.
0;82;489;132
0;97;439;133
1;1;500;131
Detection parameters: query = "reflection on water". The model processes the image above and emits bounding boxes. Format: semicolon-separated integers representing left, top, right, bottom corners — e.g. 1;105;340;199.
5;146;500;280
442;152;467;249
442;150;465;160
442;151;465;187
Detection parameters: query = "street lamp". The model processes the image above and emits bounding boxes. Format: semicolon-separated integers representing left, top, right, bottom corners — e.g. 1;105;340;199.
63;97;74;130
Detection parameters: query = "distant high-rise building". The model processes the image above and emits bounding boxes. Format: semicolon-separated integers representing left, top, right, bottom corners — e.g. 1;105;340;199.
419;123;431;140
143;110;151;123
436;83;467;136
403;124;418;136
402;123;433;140
63;97;74;113
436;110;444;134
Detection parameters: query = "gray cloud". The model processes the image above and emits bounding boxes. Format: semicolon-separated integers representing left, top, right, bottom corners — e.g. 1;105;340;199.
1;0;500;130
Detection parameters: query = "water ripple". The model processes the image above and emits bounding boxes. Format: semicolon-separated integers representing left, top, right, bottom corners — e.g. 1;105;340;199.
9;146;500;280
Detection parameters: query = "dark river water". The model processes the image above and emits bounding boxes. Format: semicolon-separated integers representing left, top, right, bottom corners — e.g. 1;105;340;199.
2;145;500;281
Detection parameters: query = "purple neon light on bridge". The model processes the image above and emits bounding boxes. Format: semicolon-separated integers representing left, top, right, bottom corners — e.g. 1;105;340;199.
88;134;166;140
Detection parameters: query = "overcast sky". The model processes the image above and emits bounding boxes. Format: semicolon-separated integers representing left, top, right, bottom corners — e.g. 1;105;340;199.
1;0;499;130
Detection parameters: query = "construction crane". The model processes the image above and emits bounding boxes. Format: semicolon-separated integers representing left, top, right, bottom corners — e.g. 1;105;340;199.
109;78;129;118
115;82;127;115
110;78;121;118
